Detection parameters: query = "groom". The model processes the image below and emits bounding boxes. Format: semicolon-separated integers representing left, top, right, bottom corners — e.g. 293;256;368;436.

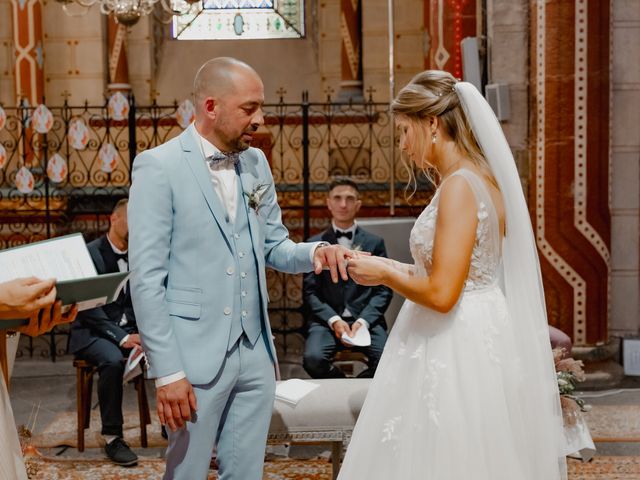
128;57;351;479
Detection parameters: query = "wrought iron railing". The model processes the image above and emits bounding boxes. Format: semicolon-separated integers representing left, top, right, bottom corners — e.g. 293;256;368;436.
0;92;432;362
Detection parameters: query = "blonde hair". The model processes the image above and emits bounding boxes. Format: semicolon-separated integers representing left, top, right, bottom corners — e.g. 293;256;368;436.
391;70;495;194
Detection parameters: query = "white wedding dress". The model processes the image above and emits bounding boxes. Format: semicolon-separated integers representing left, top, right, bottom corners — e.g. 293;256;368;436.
1;374;28;479
338;169;566;480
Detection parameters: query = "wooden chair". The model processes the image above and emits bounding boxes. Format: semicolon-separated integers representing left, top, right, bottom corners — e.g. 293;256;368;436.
333;350;368;377
73;358;151;452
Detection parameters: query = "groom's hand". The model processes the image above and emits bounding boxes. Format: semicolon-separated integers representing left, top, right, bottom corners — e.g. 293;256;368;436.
157;378;197;431
313;244;352;283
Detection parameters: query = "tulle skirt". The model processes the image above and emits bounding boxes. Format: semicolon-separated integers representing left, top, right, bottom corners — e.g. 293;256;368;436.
338;285;565;480
0;374;28;480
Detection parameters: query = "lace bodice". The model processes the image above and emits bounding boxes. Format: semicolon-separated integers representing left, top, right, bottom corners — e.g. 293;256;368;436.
409;169;501;292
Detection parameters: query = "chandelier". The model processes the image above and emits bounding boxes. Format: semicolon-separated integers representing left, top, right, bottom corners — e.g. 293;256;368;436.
54;0;199;26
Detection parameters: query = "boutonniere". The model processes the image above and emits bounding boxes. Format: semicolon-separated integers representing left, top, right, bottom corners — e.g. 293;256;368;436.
244;182;271;212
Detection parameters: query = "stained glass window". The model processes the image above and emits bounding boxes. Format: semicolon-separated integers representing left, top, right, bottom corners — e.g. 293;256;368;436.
203;1;274;7
172;0;304;40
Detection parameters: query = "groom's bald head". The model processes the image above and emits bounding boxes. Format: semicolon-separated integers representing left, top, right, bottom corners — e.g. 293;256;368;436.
193;57;261;112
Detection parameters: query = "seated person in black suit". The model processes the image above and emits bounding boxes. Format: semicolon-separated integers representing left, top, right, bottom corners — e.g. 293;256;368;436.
69;199;140;466
303;178;393;378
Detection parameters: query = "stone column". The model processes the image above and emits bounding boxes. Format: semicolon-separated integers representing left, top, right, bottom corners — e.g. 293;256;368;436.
530;0;611;347
11;0;45;104
423;0;478;77
107;15;130;93
337;0;363;102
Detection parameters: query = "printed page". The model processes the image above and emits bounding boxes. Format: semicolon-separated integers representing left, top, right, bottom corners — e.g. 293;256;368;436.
0;234;97;282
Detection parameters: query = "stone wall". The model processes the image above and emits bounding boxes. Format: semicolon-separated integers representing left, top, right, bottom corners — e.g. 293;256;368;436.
610;0;640;337
486;0;529;186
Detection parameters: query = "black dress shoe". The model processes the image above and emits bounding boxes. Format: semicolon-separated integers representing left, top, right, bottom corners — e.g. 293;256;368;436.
105;437;138;466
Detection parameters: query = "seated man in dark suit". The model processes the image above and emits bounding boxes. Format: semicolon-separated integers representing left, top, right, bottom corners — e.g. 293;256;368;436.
303;178;393;378
69;198;140;466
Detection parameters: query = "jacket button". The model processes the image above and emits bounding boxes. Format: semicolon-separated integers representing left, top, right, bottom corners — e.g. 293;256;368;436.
239;252;245;258
224;307;231;315
234;233;240;239
226;267;234;275
241;272;247;278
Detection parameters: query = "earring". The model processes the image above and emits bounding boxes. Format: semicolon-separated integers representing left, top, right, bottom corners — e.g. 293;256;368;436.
432;133;437;144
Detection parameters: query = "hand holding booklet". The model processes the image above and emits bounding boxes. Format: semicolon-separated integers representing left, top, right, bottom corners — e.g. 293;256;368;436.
0;233;130;328
123;346;145;384
341;325;371;347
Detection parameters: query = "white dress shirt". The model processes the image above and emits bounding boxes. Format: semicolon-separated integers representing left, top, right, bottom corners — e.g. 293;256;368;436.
326;222;369;330
199;132;239;222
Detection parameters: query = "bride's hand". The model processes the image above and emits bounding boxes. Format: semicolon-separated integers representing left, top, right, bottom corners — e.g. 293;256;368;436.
347;256;390;286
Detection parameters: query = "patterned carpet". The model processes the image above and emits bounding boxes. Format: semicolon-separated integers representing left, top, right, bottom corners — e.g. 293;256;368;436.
32;410;165;449
26;457;332;479
32;403;640;449
567;456;640;479
583;405;640;441
27;405;640;479
21;456;640;479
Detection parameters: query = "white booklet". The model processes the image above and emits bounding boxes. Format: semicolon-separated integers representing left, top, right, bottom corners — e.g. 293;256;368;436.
341;326;371;347
0;233;97;282
123;346;145;384
275;379;319;406
0;233;130;328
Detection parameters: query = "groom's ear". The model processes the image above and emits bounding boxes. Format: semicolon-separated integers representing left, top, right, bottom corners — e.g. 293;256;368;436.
204;98;217;118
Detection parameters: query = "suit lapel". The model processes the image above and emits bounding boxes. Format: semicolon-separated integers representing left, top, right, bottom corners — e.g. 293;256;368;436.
352;226;367;251
97;236;128;305
180;127;233;251
237;162;253;217
98;236;117;274
237;159;264;262
322;228;338;245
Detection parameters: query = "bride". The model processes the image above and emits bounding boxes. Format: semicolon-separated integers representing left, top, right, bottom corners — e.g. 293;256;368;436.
341;71;567;479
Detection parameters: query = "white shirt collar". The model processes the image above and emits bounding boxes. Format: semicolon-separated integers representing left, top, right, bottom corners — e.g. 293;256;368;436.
332;221;357;234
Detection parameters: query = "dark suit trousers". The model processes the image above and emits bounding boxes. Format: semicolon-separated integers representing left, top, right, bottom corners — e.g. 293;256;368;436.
75;338;127;437
303;320;388;379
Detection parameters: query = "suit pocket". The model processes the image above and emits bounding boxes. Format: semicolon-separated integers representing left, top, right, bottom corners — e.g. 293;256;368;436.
167;300;201;320
166;286;202;320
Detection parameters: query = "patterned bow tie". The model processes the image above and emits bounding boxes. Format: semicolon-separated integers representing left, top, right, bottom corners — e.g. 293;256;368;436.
207;151;241;167
335;230;353;240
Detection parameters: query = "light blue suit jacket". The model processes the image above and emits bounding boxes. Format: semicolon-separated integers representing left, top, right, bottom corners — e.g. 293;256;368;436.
128;125;315;385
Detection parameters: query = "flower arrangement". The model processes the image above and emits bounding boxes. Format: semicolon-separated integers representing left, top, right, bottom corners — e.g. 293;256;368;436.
19;403;42;479
244;183;271;212
554;348;589;426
